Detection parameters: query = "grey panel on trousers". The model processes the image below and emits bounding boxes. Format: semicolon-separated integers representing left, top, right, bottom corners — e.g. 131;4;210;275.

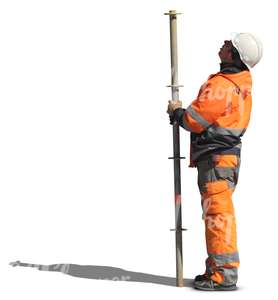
196;156;241;193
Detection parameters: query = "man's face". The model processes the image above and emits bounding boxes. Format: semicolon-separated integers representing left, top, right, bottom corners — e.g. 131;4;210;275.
218;40;233;63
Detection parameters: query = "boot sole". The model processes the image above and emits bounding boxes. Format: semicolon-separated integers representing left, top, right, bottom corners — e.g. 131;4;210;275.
194;284;237;291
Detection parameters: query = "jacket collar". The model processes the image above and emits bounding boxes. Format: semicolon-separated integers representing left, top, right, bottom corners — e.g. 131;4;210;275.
220;62;248;74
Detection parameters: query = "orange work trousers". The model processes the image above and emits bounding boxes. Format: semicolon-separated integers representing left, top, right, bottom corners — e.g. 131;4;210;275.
196;154;241;286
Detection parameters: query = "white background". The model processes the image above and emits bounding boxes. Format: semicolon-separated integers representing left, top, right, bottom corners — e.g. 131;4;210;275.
1;0;277;299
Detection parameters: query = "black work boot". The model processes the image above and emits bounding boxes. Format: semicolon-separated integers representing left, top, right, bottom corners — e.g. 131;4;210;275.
194;273;209;282
193;277;237;291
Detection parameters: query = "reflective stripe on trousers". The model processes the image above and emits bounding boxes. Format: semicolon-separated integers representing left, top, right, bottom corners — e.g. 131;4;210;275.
196;154;241;286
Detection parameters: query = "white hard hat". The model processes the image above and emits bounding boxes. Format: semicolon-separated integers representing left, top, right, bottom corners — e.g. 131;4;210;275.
231;32;263;68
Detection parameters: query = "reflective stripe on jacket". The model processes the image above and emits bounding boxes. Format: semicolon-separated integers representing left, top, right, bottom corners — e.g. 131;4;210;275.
172;70;252;166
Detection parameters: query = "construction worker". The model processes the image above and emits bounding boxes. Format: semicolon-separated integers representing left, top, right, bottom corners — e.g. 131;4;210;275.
167;33;263;291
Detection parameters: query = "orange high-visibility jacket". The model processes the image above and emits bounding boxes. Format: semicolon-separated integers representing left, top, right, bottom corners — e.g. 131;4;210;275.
172;71;252;166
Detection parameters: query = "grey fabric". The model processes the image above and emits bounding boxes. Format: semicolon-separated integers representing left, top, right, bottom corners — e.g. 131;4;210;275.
194;278;237;290
227;181;236;190
208;252;240;265
234;143;242;150
206;252;239;286
207;125;246;137
196;159;218;194
218;267;238;286
196;155;241;194
186;105;211;129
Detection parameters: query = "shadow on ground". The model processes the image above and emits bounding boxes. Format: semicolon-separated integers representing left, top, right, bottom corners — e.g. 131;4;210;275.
10;261;193;288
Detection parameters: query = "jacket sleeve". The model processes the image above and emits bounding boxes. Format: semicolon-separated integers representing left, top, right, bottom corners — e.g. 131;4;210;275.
172;78;229;133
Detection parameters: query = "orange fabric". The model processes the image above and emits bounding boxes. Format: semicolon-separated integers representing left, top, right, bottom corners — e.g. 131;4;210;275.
184;113;204;133
210;272;225;284
213;155;238;168
202;181;234;215
201;179;237;253
197;154;240;283
184;71;252;132
223;262;240;268
205;213;237;254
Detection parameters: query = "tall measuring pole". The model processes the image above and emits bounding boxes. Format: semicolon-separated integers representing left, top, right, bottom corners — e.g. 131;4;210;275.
165;10;185;287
